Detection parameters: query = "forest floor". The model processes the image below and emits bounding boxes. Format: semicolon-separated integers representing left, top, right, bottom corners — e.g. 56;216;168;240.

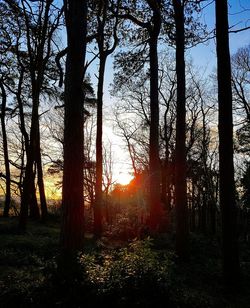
0;216;249;308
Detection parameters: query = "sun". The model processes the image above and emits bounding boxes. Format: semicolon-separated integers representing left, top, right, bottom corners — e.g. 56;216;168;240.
116;171;133;186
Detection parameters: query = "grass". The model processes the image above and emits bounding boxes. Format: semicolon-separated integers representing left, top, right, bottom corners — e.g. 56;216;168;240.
0;217;59;307
0;217;249;308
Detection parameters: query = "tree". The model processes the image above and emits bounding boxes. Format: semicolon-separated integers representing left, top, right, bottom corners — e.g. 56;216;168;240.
0;80;11;217
0;0;36;218
0;0;21;216
88;0;118;237
172;0;189;258
147;0;162;232
232;44;250;157
114;0;163;232
232;44;250;123
60;0;87;252
215;0;240;283
17;0;62;230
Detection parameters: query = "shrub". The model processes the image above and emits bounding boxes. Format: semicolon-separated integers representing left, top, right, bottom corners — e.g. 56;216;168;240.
80;238;174;306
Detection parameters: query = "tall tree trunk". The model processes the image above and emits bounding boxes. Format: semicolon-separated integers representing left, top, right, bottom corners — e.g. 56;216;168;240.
173;0;189;259
17;69;29;152
0;81;11;217
215;0;240;283
94;0;118;237
148;9;162;232
19;94;40;231
36;125;47;221
16;69;28;199
94;54;106;237
16;69;39;224
29;138;39;220
29;179;39;219
60;0;87;251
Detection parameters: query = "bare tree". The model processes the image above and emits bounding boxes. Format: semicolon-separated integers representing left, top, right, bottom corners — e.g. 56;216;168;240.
88;0;119;237
17;0;62;230
232;44;250;123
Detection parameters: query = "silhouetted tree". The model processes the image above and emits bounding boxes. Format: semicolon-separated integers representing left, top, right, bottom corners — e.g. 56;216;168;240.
114;0;163;232
0;80;11;217
172;0;189;259
18;0;62;230
232;44;250;123
215;0;240;283
60;0;87;251
88;0;118;237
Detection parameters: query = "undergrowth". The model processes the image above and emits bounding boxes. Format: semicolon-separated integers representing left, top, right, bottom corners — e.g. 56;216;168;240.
0;218;249;308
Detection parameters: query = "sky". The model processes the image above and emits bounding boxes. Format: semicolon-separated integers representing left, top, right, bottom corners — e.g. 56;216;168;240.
2;0;249;200
87;0;250;185
188;0;250;71
52;0;250;187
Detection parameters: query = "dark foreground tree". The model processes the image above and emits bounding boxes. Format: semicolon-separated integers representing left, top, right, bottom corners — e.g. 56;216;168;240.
60;0;87;251
215;0;240;284
147;0;162;232
0;81;11;217
173;0;189;259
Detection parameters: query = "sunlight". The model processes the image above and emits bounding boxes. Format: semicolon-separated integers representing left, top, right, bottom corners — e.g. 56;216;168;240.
44;178;61;200
116;171;133;186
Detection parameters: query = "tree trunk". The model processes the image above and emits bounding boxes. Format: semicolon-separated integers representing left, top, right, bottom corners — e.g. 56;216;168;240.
29;179;40;219
148;10;162;232
94;53;106;237
16;70;27;201
0;81;11;217
17;70;39;228
60;0;87;251
19;95;40;231
36;125;48;221
215;0;240;283
173;0;189;259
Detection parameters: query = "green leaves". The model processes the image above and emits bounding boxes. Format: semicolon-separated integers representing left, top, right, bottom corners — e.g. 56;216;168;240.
80;237;173;296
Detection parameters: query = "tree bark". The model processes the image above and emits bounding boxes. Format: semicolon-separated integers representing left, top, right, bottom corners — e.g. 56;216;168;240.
94;53;106;237
29;179;40;219
36;125;48;221
215;0;240;283
60;0;87;251
16;70;39;222
148;6;162;232
173;0;189;259
0;81;11;217
19;92;40;231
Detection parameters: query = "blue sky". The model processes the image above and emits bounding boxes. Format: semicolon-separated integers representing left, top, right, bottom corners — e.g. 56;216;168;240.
55;0;250;183
86;0;250;182
188;0;250;72
87;0;250;100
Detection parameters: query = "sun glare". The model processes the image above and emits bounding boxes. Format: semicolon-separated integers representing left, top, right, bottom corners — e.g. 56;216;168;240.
116;172;133;186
